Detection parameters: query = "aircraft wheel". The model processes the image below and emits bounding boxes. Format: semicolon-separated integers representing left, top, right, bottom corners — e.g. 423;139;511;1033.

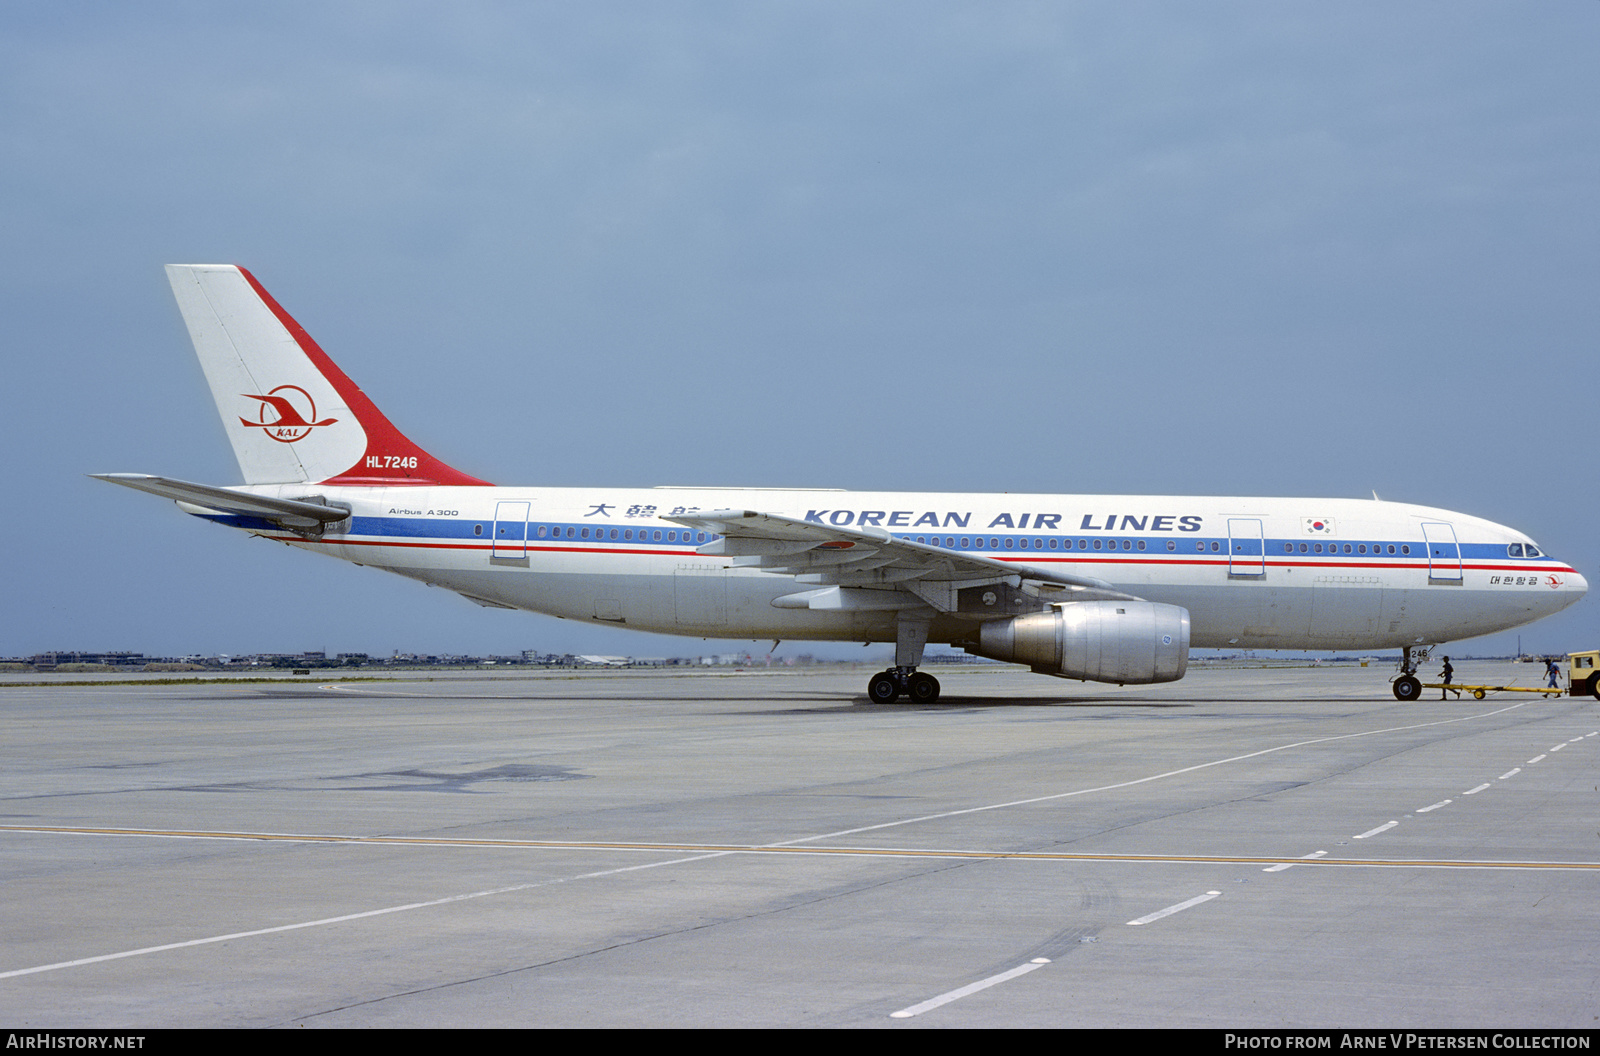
1392;676;1421;702
908;672;941;703
867;671;900;704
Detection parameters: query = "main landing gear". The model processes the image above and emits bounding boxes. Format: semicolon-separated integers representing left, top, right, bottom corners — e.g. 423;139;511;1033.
866;613;941;703
867;668;941;704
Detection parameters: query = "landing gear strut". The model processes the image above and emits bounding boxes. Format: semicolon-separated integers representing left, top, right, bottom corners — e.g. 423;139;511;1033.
865;614;941;703
1392;644;1433;701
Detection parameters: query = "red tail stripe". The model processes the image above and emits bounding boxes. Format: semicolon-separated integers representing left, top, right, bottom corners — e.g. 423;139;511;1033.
235;267;492;487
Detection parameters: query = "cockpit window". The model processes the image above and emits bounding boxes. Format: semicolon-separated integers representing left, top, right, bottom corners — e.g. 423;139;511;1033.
1527;544;1542;558
1507;543;1524;558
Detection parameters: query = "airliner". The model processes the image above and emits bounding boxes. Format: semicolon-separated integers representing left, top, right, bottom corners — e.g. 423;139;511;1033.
97;265;1588;703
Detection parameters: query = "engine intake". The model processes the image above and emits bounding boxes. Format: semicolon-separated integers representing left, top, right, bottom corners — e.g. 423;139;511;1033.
965;600;1191;685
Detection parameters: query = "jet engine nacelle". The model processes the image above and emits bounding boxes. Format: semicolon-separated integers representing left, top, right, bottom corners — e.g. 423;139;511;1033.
967;600;1191;685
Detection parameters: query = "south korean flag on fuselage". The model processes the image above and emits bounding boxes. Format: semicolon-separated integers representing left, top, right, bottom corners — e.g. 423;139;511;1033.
1303;517;1336;535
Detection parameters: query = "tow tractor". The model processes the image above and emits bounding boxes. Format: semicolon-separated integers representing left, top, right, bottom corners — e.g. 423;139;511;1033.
1565;651;1600;699
1391;649;1600;701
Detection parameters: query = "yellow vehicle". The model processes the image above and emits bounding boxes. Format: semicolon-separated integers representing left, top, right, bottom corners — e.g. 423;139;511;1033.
1568;651;1600;698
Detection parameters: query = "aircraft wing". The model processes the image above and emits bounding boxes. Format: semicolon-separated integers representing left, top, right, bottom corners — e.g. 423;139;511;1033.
665;508;1142;615
91;474;350;530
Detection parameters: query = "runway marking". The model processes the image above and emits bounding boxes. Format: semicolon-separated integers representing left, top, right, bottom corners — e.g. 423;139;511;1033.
1528;754;1547;764
1549;744;1565;752
1416;799;1451;813
4;699;1590;982
773;701;1535;847
1128;891;1220;925
1263;850;1325;873
3;825;1598;871
1464;784;1491;795
1500;768;1520;779
0;847;732;982
888;958;1050;1019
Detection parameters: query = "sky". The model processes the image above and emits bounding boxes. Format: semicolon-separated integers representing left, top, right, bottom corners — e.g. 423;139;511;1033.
2;1;1596;662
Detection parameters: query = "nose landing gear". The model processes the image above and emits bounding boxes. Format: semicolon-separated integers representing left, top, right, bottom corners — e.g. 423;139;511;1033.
1392;644;1433;701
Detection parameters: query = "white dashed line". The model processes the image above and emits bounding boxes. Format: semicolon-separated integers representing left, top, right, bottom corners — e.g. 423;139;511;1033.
1127;891;1221;926
1528;754;1547;764
1354;822;1398;839
889;958;1051;1018
1499;768;1521;780
1464;784;1491;795
1416;800;1451;814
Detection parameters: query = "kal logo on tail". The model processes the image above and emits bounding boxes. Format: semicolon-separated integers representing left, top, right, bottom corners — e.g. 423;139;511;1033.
239;385;338;443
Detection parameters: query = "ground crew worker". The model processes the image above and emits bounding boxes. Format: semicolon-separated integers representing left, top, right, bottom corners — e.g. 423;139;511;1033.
1440;656;1459;699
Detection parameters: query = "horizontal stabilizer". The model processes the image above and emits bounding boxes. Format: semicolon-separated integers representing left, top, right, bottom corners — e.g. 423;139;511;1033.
91;473;349;529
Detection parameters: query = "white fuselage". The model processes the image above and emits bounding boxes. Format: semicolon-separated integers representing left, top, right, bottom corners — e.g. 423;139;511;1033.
199;485;1587;651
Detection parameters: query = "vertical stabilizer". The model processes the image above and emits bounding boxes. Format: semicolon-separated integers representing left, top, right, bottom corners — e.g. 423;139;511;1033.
166;265;490;486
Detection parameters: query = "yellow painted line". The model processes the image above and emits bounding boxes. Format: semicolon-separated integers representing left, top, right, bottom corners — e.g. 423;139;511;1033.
4;824;1598;870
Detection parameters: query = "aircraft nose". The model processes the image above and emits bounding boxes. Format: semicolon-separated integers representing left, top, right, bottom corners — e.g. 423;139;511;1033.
1568;569;1589;598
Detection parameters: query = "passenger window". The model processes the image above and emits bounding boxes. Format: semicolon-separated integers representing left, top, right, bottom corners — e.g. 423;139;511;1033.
1094;540;1103;550
1401;545;1410;555
475;525;484;537
652;530;662;541
1299;543;1308;553
1211;542;1220;552
1167;541;1176;552
1358;544;1366;554
1313;543;1322;554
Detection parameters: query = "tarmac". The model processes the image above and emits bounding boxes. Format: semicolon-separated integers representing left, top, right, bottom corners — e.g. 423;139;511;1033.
1;660;1596;1029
